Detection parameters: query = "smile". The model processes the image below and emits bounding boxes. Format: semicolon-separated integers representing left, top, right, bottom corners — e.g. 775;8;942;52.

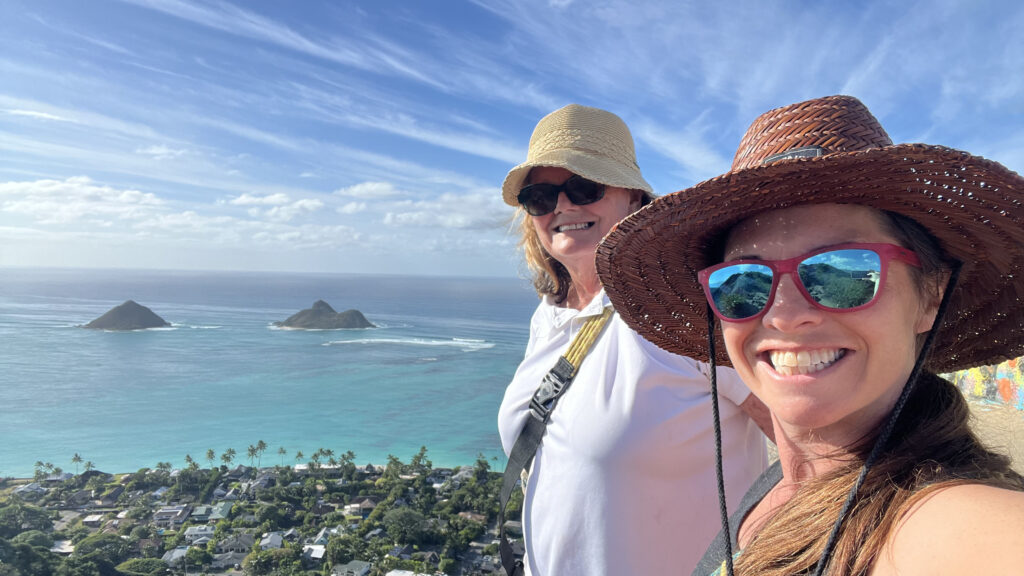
555;222;594;232
768;348;846;376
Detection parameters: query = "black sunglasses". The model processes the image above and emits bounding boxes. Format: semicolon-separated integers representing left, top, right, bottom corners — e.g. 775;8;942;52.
517;175;606;216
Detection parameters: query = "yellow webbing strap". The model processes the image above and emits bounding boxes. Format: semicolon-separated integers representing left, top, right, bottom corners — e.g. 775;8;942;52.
563;306;613;372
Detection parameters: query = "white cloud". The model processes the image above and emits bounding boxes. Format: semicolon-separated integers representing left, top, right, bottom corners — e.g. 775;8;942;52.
337;201;367;214
230;193;291;206
136;145;188;160
383;191;510;230
0;176;163;225
262;198;324;222
334;181;402;199
5;109;71;122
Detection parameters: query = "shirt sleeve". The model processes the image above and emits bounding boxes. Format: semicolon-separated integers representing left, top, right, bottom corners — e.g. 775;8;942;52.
706;363;751;407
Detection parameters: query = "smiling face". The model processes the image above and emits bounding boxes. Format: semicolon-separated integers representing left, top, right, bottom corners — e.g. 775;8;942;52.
528;166;642;278
720;203;940;444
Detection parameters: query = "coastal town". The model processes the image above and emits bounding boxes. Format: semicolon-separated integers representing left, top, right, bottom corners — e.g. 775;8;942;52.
0;447;523;576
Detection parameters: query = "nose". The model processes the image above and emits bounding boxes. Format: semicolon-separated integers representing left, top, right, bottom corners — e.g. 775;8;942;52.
761;273;822;331
552;190;575;213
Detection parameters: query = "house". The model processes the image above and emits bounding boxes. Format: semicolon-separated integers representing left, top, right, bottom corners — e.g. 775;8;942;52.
49;540;74;555
44;472;74;484
183;525;216;543
412;550;440;565
344;497;377;518
13;482;46;499
383;571;432;576
386;544;414;560
211;551;248;570
82;514;105;527
225;464;252;481
97;485;124;506
190;505;213;523
259;531;284;549
68;489;93;507
458;511;487;524
215;532;254;554
153;504;191;528
282;527;300;542
363;527;384;541
209;501;233;522
302;544;326;567
151;486;170;500
332;559;372;576
310;525;343;546
161;546;188;567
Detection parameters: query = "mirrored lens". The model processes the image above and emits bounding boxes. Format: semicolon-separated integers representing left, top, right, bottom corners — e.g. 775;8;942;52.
707;264;773;320
798;249;881;309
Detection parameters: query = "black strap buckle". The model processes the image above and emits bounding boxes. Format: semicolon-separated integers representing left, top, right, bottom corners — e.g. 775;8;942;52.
529;356;575;421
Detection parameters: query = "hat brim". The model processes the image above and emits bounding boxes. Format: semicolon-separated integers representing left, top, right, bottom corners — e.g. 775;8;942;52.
597;143;1024;373
502;148;653;206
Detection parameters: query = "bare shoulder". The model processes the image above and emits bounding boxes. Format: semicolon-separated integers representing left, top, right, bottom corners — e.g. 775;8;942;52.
873;484;1024;575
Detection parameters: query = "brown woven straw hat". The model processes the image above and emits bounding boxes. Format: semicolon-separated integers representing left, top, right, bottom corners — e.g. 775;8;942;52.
597;95;1024;373
502;104;653;206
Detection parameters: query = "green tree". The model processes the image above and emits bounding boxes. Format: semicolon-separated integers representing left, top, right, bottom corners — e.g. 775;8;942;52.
74;532;132;565
205;448;216;469
256;440;268;468
114;557;166;576
221;447;236;468
83;461;94;473
12;529;53;548
277;446;287;466
247;445;258;467
71;453;83;475
0;502;54;539
383;507;425;545
0;538;58;575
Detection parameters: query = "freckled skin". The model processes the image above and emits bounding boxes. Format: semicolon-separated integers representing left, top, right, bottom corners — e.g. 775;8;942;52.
720;204;939;449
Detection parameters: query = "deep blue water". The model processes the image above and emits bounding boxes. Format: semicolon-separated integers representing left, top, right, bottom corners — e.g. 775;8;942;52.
0;268;538;478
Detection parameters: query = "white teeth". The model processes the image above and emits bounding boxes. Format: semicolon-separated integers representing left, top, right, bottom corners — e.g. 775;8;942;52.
556;222;593;232
769;349;843;376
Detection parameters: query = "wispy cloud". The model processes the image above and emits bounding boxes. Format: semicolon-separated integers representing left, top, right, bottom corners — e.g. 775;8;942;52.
5;109;72;122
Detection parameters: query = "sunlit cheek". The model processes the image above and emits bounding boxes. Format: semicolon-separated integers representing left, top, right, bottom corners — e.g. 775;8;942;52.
721;323;757;380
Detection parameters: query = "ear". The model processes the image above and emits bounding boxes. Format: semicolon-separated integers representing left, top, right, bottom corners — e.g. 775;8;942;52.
628;189;645;212
914;271;950;335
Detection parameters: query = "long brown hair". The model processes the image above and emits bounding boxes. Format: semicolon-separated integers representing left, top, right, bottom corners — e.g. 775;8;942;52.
733;210;1024;576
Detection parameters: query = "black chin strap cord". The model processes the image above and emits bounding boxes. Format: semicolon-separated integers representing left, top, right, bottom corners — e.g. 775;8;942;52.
811;262;962;576
706;304;735;576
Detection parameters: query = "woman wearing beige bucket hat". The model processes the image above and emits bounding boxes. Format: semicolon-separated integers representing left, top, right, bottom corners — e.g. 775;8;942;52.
497;103;771;575
597;95;1024;576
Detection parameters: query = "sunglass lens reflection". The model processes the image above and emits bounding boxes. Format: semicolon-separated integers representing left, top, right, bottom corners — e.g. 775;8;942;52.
708;249;884;320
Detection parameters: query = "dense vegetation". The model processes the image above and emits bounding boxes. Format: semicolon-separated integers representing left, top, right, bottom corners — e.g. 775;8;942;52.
0;446;518;576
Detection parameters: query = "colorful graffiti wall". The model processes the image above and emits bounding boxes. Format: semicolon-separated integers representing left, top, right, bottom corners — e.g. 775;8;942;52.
946;357;1024;410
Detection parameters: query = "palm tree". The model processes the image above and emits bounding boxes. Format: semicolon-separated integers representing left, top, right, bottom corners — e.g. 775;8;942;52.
71;453;83;475
294;450;304;464
84;461;95;472
221;448;236;468
247;445;258;467
256;440;267;468
205;449;216;469
277;446;287;466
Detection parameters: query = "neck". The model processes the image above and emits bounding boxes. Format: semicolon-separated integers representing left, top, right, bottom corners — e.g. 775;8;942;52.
565;269;601;310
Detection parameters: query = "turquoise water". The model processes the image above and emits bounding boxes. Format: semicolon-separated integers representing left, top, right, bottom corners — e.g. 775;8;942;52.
0;268;538;478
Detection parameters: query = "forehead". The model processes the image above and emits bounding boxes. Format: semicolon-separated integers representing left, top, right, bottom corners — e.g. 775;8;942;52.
724;204;894;259
527;166;575;184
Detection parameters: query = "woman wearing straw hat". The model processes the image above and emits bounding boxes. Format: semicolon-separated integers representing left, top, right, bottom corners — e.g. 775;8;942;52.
597;95;1024;576
498;104;771;575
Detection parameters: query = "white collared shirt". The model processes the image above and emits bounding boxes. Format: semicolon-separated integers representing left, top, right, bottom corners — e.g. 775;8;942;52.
498;290;768;575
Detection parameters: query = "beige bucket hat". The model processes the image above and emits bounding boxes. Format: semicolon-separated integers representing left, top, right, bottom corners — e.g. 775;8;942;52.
502;104;653;206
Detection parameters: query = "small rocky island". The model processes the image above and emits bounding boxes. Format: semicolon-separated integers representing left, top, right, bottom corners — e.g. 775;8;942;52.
274;300;375;329
83;300;170;330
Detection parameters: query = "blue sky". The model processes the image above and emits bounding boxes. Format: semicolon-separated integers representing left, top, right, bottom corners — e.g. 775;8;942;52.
1;0;1022;277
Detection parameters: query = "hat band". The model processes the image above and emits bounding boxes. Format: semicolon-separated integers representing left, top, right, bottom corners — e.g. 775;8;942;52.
762;145;826;165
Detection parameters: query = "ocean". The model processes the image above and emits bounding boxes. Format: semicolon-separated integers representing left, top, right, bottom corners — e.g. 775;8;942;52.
0;267;540;478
